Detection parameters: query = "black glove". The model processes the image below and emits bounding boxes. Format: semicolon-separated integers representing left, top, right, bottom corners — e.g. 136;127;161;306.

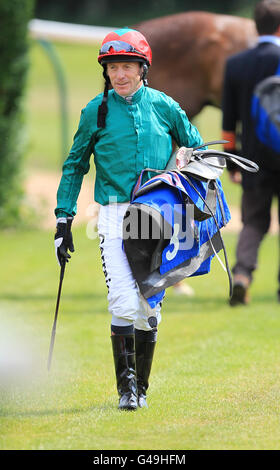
54;217;75;267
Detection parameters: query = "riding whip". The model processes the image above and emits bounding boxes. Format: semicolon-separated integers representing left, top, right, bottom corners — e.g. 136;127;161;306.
47;259;66;371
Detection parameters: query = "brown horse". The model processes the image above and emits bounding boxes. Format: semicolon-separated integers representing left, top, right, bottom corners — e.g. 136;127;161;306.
135;11;257;117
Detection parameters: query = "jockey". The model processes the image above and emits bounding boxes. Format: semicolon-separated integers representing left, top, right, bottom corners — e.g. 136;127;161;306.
54;28;207;411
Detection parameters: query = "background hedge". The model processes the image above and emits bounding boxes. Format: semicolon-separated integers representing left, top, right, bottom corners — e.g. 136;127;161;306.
0;0;34;226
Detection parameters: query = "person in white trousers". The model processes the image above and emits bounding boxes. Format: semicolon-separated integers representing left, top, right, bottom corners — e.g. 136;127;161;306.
55;28;205;410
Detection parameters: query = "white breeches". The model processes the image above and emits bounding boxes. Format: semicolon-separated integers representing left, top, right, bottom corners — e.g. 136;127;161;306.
97;203;162;331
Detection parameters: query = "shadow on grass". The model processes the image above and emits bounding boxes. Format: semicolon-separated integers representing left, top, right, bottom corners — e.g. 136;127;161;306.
0;292;105;302
165;294;230;310
0;402;115;418
250;293;279;304
0;291;233;310
6;288;276;314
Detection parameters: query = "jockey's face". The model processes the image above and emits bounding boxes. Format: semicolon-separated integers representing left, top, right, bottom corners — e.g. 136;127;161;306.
107;61;143;96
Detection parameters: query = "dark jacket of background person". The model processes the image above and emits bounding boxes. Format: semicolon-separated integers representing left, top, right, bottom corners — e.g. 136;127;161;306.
222;38;280;190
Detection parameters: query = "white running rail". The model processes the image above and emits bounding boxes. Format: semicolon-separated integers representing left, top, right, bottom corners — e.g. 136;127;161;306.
29;19;113;44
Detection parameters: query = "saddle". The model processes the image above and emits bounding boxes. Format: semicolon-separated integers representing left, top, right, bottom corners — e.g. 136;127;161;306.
122;140;258;327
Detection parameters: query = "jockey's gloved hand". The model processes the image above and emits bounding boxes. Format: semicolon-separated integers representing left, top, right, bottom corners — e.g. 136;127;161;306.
54;217;75;267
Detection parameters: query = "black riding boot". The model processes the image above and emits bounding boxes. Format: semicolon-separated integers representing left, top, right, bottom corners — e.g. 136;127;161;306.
111;334;138;411
135;329;157;408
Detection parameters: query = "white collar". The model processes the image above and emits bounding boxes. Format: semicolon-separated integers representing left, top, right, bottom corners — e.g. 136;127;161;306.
258;35;280;47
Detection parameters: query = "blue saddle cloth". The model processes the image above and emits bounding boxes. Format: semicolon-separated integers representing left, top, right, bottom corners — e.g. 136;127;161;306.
130;171;231;308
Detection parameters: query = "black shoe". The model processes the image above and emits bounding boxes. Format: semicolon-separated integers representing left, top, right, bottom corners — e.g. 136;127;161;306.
111;334;138;411
229;283;249;306
138;393;148;408
135;329;157;409
118;392;138;411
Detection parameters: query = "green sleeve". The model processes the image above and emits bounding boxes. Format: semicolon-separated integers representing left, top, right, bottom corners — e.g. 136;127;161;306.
55;108;94;218
169;99;206;150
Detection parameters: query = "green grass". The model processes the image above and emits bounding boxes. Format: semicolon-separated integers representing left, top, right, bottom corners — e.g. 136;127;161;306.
25;40;103;171
0;227;280;450
6;37;277;450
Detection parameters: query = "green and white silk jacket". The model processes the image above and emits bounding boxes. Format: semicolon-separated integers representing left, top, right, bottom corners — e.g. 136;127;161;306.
55;85;205;218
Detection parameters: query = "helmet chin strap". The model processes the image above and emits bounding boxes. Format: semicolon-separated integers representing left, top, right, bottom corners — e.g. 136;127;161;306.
141;63;149;86
97;69;110;128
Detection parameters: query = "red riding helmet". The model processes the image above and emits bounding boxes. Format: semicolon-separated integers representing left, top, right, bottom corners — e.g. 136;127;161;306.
98;28;152;66
97;29;152;129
